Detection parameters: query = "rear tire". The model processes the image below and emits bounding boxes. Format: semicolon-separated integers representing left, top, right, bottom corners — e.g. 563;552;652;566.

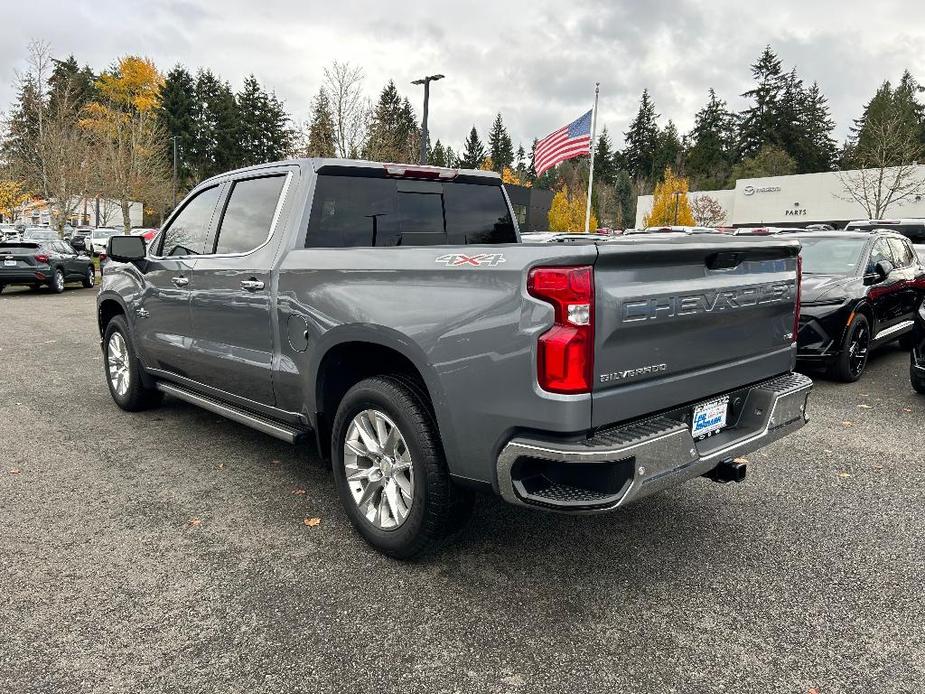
830;314;870;382
331;375;473;559
49;268;65;293
82;264;95;288
103;315;162;411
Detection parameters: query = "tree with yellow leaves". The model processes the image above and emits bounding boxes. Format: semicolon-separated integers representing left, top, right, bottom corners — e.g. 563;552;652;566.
0;179;30;223
643;167;696;227
81;56;170;231
548;184;597;232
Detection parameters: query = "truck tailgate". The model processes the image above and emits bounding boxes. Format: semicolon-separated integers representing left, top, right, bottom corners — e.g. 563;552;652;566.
591;237;800;428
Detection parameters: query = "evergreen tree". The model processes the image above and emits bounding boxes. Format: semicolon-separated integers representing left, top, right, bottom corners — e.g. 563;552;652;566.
594;128;617;185
730;144;797;181
430;139;448;167
652;120;683;179
738;45;786;159
527;139;539;183
157;65;196;187
686;88;735;189
444;145;459;168
514;143;529;181
487;113;514;173
849;73;925;168
623;89;660;182
236;75;293;166
191;69;240;180
459;126;486;168
798;82;838;172
364;81;418;163
47;56;96;114
305;87;337;157
614;170;636;228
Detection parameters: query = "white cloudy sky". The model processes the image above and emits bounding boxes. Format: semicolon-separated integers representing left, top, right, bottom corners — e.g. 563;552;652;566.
2;0;924;153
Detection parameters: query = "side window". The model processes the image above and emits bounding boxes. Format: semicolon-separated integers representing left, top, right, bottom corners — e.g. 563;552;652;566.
868;238;894;273
213;175;287;255
306;176;396;248
159;185;221;257
444;183;516;244
895;224;925;244
887;238;914;268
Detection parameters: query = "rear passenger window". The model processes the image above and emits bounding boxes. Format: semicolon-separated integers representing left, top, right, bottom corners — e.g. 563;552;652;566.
305;174;516;248
160;185;221;256
213;175;287;255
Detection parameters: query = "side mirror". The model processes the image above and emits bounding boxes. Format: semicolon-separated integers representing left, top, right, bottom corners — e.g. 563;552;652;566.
874;259;894;281
107;234;146;263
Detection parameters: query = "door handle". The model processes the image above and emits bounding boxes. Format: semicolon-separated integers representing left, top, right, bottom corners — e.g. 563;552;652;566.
171;276;189;287
241;279;265;292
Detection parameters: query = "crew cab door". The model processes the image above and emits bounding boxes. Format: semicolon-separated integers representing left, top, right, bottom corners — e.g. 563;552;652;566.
134;184;222;376
865;237;906;335
186;169;293;406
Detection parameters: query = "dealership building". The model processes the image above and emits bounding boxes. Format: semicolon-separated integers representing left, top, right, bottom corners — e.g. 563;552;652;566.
635;164;925;228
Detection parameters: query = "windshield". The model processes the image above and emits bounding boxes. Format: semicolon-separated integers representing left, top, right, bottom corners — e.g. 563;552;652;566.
799;237;867;274
23;229;56;240
93;229;119;239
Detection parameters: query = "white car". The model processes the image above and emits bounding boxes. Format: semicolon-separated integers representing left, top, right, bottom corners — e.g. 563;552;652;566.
844;218;925;262
87;228;121;256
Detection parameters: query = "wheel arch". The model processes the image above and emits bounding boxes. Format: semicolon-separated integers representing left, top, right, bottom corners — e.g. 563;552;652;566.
311;330;451;464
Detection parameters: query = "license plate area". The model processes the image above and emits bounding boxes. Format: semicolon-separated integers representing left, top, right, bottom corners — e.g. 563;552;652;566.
3;259;16;266
691;396;729;439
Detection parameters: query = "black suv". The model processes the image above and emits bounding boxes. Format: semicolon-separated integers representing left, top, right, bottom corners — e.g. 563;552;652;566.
795;231;925;381
0;240;95;293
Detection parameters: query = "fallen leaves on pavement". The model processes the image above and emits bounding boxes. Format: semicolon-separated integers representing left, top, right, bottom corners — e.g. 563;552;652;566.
837;472;852;478
841;421;854;427
9;468;22;475
189;517;202;527
303;517;321;527
292;488;306;496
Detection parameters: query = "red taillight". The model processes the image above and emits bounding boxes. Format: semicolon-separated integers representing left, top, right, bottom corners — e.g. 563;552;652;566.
527;266;594;394
793;254;802;343
34;253;49;263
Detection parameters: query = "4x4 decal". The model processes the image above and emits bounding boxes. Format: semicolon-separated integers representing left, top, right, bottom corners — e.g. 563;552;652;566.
435;253;506;267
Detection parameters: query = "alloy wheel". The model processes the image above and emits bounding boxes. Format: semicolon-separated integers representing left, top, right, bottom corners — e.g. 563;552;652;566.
343;409;414;530
107;332;130;397
848;324;870;377
54;270;64;291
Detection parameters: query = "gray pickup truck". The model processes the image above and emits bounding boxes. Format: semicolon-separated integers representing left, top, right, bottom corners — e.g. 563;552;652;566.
97;158;812;557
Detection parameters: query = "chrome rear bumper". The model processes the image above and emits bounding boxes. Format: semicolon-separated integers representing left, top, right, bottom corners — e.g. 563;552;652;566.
496;372;812;512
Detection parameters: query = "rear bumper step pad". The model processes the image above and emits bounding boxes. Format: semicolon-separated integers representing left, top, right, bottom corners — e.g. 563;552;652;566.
496;372;812;512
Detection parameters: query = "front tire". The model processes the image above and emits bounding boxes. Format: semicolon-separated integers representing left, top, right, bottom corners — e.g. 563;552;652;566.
103;315;162;411
912;353;925;394
331;375;473;559
830;314;870;382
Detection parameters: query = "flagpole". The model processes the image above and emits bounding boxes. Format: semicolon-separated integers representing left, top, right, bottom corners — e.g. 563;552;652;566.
584;82;600;233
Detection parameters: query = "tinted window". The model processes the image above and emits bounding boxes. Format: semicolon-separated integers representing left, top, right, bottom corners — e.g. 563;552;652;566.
397;192;444;242
160;186;221;256
868;238;894;272
213;175;287;255
445;184;516;244
305;175;516;248
887;237;915;267
307;176;395;248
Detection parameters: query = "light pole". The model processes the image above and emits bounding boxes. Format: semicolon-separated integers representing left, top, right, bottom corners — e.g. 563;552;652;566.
411;74;444;165
673;191;682;225
171;136;178;209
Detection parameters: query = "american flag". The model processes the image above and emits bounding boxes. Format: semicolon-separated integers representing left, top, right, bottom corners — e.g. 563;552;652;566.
533;110;593;177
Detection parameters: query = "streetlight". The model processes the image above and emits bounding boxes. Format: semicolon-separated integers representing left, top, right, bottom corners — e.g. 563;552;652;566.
673;191;682;225
411;74;444;165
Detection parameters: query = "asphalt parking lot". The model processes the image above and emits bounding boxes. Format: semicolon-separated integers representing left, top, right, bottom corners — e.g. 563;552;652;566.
1;285;923;694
